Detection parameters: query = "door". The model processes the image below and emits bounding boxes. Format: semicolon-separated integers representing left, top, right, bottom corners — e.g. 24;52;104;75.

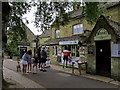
20;47;27;58
96;40;111;77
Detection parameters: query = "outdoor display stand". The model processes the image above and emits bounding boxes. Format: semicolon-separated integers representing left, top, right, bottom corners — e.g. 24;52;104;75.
45;56;50;67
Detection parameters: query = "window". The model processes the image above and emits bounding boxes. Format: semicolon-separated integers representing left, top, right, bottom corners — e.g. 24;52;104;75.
73;24;83;35
55;30;60;38
53;46;57;56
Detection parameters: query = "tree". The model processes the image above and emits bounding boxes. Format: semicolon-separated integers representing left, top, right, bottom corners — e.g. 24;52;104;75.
33;1;103;30
5;2;32;57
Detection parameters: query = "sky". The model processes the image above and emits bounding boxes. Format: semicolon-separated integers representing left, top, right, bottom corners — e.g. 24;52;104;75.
22;6;42;36
22;0;84;36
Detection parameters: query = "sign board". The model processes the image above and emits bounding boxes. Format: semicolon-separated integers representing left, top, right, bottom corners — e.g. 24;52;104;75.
94;28;111;41
18;42;30;46
59;40;78;45
31;42;36;48
111;44;120;57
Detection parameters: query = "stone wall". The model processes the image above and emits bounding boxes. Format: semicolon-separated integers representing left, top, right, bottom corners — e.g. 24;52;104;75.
111;58;120;81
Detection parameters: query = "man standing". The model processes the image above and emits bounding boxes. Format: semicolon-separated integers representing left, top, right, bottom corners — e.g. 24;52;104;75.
63;46;70;68
40;47;47;72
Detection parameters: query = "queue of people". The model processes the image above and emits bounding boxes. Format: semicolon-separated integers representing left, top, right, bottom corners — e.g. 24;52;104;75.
20;46;48;75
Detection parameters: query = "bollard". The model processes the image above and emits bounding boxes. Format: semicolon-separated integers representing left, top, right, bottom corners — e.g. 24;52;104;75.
72;62;75;74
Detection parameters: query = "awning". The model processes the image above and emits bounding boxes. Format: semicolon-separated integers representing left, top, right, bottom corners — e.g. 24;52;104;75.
45;35;87;46
18;42;30;46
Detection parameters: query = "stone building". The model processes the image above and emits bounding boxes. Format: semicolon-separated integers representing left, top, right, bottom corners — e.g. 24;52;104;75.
86;2;120;80
86;15;120;80
39;2;120;79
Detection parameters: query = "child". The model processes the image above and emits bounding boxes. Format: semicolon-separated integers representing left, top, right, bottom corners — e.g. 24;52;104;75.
32;54;38;74
17;61;21;72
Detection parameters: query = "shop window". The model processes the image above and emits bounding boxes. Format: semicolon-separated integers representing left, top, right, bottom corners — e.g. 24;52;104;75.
71;46;75;56
88;45;94;54
55;30;60;38
76;46;79;57
53;46;58;56
73;24;83;35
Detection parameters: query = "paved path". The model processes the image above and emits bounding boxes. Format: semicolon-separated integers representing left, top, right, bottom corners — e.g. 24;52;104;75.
3;59;120;89
3;67;46;89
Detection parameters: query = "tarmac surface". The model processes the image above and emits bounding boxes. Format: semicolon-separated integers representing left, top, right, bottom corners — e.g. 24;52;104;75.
3;59;120;89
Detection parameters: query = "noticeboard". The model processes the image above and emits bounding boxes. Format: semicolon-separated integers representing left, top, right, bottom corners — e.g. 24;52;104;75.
111;44;120;57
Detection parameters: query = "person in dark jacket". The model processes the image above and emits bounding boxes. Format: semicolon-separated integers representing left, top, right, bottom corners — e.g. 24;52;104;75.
40;47;47;72
37;47;41;70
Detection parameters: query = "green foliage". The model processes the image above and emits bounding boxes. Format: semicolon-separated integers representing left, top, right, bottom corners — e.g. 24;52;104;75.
4;2;31;56
5;43;20;57
85;2;102;24
72;2;81;10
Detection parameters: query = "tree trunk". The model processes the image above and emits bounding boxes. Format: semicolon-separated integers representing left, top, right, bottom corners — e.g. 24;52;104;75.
1;2;11;89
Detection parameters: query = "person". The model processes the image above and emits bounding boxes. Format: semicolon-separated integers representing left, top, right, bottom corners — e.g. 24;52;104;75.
37;47;41;70
21;50;32;75
40;47;47;72
32;53;39;74
27;51;32;73
16;61;21;72
63;46;70;68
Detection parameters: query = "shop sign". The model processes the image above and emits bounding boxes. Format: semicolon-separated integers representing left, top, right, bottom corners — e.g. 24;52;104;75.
94;28;111;41
59;40;78;45
111;44;120;57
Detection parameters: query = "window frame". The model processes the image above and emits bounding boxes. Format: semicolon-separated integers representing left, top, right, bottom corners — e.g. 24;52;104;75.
55;30;60;38
72;23;83;35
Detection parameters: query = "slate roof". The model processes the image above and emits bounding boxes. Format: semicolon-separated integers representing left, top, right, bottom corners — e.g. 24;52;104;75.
39;30;51;38
86;15;120;43
106;18;120;37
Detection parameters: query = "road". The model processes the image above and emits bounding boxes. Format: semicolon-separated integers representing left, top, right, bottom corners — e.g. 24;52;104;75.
3;59;119;89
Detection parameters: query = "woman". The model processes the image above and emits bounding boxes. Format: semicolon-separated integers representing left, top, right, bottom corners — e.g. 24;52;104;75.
21;50;32;75
27;52;32;73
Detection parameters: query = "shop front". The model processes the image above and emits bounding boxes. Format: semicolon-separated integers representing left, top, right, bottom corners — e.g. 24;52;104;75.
86;15;120;80
59;40;80;68
45;35;87;66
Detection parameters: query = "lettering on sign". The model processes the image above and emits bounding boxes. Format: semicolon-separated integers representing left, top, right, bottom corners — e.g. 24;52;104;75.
94;28;111;41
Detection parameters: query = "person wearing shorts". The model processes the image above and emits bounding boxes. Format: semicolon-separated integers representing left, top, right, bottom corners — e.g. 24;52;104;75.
27;53;32;73
21;50;32;75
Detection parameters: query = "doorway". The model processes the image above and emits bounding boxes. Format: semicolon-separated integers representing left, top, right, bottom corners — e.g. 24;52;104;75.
96;40;111;77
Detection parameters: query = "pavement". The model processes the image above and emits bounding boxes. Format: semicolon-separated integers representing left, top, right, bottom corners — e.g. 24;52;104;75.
3;67;46;89
3;59;120;89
